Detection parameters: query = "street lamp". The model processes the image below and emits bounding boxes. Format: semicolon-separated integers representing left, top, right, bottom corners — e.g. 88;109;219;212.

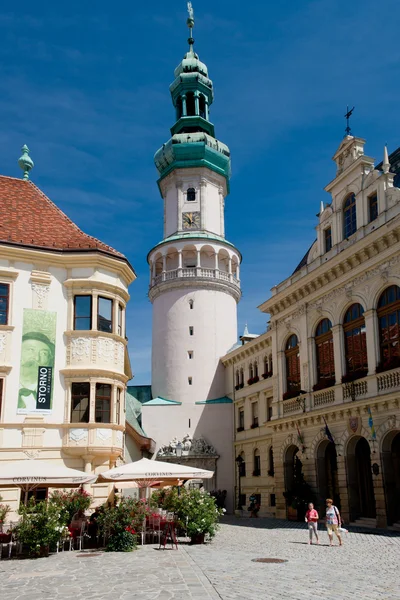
176;441;183;458
235;455;244;511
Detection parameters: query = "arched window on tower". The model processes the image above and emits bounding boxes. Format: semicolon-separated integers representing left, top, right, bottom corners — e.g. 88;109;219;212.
199;94;206;119
186;92;195;116
343;303;368;381
377;285;400;372
187;188;196;202
285;334;300;397
314;318;335;389
343;193;357;239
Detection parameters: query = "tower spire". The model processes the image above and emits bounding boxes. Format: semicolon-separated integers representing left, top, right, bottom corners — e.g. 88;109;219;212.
187;2;195;52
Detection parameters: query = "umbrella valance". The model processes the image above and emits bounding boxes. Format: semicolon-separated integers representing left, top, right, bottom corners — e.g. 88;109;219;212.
0;459;97;488
99;457;214;483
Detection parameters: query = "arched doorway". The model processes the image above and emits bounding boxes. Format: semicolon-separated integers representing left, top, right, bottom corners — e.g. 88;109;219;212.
346;436;376;521
382;430;400;526
284;444;303;520
316;440;340;512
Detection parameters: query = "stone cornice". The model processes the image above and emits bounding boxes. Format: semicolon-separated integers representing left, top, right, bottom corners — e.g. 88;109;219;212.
260;221;400;318
63;279;130;303
0;244;135;286
60;368;129;384
221;330;273;364
148;277;241;303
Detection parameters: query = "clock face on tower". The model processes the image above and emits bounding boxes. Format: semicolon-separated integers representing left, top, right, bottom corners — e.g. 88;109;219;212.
182;211;200;230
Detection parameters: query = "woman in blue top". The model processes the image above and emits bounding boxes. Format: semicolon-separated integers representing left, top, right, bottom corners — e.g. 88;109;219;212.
325;498;343;546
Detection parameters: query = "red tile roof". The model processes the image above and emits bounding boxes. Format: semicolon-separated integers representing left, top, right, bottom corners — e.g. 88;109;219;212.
0;176;128;263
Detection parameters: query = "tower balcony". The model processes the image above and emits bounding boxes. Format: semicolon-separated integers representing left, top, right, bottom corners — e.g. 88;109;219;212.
148;239;241;302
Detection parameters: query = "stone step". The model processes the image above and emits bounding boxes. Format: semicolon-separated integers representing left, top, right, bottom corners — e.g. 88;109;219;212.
391;522;400;531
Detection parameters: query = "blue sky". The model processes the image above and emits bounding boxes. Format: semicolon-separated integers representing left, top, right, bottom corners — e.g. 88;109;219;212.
1;0;399;383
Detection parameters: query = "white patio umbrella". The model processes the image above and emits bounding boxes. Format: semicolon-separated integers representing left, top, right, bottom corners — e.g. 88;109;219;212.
99;457;214;486
0;459;97;494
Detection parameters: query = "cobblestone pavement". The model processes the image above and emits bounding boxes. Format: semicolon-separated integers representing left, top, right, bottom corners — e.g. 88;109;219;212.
1;518;400;600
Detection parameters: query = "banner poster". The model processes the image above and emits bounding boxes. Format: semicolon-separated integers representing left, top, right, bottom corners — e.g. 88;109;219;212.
17;309;56;414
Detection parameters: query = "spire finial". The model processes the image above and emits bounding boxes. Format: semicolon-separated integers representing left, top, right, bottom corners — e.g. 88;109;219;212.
243;323;249;337
320;200;324;215
187;2;195;52
383;144;390;174
18;144;34;180
344;105;355;137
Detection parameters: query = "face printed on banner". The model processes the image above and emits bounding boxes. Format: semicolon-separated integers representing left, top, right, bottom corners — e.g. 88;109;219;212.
20;338;53;385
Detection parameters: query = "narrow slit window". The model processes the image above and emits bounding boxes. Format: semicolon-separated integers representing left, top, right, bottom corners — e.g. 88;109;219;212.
189;299;194;309
189;326;194;336
188;377;193;385
188;351;193;359
369;193;378;223
324;227;332;253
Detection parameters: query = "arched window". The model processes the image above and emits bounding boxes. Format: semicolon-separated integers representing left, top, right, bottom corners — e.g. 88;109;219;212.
263;356;269;377
187;187;196;202
377;285;400;371
189;299;194;309
343;193;357;238
235;370;240;387
315;318;335;389
253;449;261;476
176;96;183;119
269;355;273;376
343;303;368;380
249;363;254;380
254;361;259;378
240;368;244;387
285;334;300;394
268;446;275;476
186;92;195;116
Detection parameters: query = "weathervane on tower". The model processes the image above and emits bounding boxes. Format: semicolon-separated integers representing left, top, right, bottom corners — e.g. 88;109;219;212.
344;105;355;137
187;2;195;50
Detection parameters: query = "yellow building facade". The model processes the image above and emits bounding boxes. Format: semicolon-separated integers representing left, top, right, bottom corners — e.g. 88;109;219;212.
224;136;400;529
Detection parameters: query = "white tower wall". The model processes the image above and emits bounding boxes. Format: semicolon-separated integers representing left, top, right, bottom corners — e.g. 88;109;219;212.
151;286;237;402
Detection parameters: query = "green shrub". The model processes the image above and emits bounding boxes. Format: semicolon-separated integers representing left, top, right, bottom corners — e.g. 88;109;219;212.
97;497;144;552
16;499;64;557
105;530;136;552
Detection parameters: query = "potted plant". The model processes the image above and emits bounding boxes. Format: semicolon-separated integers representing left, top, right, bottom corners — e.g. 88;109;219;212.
16;498;63;557
0;495;11;531
97;497;144;552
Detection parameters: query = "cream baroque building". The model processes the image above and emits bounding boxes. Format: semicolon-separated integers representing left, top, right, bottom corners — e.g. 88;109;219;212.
223;136;400;529
0;148;135;515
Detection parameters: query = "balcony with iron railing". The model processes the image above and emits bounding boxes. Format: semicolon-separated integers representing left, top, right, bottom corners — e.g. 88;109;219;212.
281;366;400;416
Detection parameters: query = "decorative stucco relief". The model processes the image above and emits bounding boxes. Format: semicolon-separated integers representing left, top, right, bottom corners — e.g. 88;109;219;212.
97;338;114;362
32;284;50;310
97;428;112;443
71;337;91;362
0;333;6;355
69;429;88;444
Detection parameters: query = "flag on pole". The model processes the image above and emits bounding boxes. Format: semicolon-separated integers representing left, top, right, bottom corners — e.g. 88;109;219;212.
367;407;376;440
323;417;335;444
296;423;305;452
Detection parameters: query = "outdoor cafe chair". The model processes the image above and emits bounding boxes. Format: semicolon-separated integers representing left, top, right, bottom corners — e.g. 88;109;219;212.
75;520;88;552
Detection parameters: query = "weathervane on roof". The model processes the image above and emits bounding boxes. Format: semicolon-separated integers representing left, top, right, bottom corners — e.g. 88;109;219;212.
344;105;355;137
18;144;34;180
187;2;195;51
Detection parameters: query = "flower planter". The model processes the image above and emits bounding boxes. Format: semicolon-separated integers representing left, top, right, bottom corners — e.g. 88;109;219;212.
190;533;205;545
39;545;50;558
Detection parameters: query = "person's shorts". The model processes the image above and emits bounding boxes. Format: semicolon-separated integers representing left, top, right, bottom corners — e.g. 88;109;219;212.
326;523;339;535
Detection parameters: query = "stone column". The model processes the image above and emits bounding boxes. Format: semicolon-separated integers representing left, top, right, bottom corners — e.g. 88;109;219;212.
194;90;200;115
274;442;286;519
214;250;218;273
151;261;156;286
236;262;240;282
178;250;183;276
89;381;96;423
332;324;345;402
91;295;98;331
162;255;167;282
83;455;94;491
112;385;118;424
308;336;317;390
277;350;286;417
182;94;187;116
204;97;209;120
196;249;201;276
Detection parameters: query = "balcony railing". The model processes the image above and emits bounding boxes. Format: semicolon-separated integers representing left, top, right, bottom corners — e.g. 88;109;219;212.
280;366;400;415
152;267;240;289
